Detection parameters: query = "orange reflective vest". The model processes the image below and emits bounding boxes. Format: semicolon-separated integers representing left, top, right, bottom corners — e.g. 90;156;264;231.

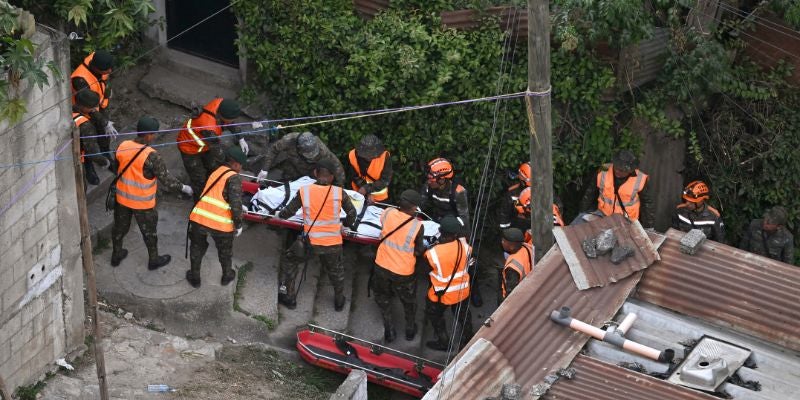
73;112;90;164
71;52;110;109
502;243;533;298
375;208;422;276
425;238;471;305
177;98;224;154
515;203;565;227
189;166;236;232
348;149;389;201
299;184;343;246
596;164;648;221
115;140;156;210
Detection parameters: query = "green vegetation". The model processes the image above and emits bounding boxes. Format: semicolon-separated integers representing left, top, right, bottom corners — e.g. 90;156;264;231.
232;262;254;314
253;314;276;330
14;380;46;400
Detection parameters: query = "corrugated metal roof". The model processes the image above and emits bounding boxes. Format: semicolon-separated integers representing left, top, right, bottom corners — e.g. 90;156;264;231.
544;355;719;400
636;229;800;352
423;243;646;399
618;28;670;89
353;0;390;18
441;6;527;38
553;214;661;290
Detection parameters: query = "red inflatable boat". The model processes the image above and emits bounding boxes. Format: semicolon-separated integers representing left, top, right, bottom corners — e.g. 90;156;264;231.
296;325;444;398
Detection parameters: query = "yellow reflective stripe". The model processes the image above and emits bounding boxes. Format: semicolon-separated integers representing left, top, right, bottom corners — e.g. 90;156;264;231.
371;187;389;196
190;207;233;224
186;119;206;153
199;195;231;210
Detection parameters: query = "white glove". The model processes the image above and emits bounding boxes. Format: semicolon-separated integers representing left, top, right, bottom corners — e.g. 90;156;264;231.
252;121;264;129
239;138;249;156
256;170;269;182
104;121;119;140
235;227;243;237
181;184;193;196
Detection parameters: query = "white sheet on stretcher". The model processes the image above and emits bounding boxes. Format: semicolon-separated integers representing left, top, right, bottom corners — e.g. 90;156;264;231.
248;176;440;242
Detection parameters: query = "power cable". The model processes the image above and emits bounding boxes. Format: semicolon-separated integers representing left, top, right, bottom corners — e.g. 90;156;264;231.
716;2;800;40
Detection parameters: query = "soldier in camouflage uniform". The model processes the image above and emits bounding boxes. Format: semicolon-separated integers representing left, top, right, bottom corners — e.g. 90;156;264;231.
111;117;194;268
186;147;246;288
277;159;357;310
73;90;109;186
740;206;795;264
256;131;346;186
372;190;425;343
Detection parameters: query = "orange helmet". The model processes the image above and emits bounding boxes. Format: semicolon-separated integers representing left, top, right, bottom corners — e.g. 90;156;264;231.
427;158;454;180
515;187;531;215
683;180;710;203
518;162;532;187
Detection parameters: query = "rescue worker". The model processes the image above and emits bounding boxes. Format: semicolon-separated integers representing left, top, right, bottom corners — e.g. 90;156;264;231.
257;131;346;186
424;216;474;351
373;189;425;343
348;134;392;202
110;117;194;268
73;90;108;185
498;162;532;230
186;146;246;288
578;150;654;228
499;228;533;300
740;206;795;264
671;180;725;242
277;159;357;311
177;97;246;201
71;49;117;170
505;187;565;237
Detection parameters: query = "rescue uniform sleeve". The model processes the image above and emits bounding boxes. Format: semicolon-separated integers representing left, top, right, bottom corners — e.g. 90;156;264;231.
455;188;471;233
781;233;795;264
277;191;302;219
671;208;681;231
419;185;432;214
712;217;726;244
503;268;521;297
638;183;655;229
347;161;366;188
341;193;358;229
263;135;293;171
79;123;103;163
71;76;89;92
143;151;183;192
413;228;426;257
223;173;243;230
88;109;109;130
498;193;515;229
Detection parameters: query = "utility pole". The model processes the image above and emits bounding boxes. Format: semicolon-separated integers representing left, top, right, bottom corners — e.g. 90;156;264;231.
527;0;554;260
71;127;110;400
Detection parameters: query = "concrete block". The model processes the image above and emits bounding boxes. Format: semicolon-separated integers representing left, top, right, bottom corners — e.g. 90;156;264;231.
680;229;706;255
501;383;523;400
330;369;367;400
2;279;26;311
595;229;617;255
0;312;22;346
610;245;634;264
34;193;58;223
10;319;33;354
22;220;49;254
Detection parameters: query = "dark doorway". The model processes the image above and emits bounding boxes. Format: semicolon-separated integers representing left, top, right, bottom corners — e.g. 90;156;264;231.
165;0;238;67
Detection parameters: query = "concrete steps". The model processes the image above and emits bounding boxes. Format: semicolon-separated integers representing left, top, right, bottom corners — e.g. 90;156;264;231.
139;63;239;112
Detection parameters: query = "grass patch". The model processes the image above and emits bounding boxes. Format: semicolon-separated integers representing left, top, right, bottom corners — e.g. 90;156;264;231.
232;262;254;315
252;315;276;330
15;381;46;400
92;235;110;255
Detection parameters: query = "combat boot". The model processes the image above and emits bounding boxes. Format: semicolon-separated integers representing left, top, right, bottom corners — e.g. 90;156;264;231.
470;285;483;307
426;329;450;351
405;323;418;341
220;270;236;286
334;294;346;312
278;280;297;310
384;324;397;343
84;162;99;186
110;248;128;267
148;254;171;270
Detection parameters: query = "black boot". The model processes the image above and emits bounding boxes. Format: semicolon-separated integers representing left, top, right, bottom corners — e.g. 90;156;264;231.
186;269;201;288
384;324;397;343
278;293;297;309
105;155;117;173
334;294;346;312
110;248;128;267
84;162;99;186
278;279;297;309
470;285;483;308
148;255;171;270
221;270;236;286
405;323;418;341
426;330;450;351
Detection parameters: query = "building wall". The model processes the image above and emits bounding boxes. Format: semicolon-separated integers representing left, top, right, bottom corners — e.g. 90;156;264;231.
0;27;84;392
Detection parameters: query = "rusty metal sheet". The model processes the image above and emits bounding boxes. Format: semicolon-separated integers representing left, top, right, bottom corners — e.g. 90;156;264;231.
441;6;527;38
636;229;800;352
423;244;643;398
554;214;661;290
544;355;718;400
618;28;670;89
353;0;390;18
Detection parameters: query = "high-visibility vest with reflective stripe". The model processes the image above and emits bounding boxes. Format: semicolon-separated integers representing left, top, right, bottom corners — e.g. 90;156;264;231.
553;204;565;226
514;203;565;227
299;184;343;246
596;164;648;221
177;98;224;154
74;112;90;164
189;166;236;232
425;238;471;305
71;52;110;109
502;243;533;298
348;149;389;201
115;140;156;210
375;208;421;276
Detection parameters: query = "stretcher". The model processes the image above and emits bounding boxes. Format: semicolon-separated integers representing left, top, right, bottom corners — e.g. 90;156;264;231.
296;325;444;398
241;176;440;246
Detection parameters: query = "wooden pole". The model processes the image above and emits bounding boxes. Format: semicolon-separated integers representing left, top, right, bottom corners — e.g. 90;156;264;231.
527;0;554;260
71;127;110;400
0;374;11;400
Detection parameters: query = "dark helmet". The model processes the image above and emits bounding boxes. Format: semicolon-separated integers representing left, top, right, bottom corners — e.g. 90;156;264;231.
296;131;320;160
356;134;384;160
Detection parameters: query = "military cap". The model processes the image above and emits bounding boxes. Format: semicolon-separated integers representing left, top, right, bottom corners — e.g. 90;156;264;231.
764;206;788;225
136;116;159;136
399;189;421;206
315;158;338;174
89;50;114;71
439;216;463;235
297;132;320;159
357;134;385;159
502;228;525;243
226;145;247;165
218;99;241;120
612;149;638;173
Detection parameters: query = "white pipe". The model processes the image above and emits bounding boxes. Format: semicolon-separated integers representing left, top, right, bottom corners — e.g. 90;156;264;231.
617;313;637;335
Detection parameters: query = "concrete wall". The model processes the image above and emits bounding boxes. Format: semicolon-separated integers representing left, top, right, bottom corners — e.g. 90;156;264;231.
0;27;84;392
330;370;367;400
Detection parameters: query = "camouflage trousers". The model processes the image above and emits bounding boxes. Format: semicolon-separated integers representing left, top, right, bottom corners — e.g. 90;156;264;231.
425;298;473;347
112;203;159;263
279;233;345;301
372;266;417;328
181;150;223;203
188;222;234;278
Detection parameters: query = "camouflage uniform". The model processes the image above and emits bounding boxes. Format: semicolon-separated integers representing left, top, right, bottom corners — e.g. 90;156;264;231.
111;139;184;263
671;203;725;243
372;227;425;328
739;219;795;264
425;299;473;349
277;185;357;301
262;132;346;186
189;172;243;278
72;77;113;164
181;130;230;203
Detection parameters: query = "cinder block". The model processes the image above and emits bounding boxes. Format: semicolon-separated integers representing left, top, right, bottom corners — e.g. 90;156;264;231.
22;220;49;253
9;320;33;354
34;194;58;223
2;279;26;312
21;297;45;326
0;312;22;346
